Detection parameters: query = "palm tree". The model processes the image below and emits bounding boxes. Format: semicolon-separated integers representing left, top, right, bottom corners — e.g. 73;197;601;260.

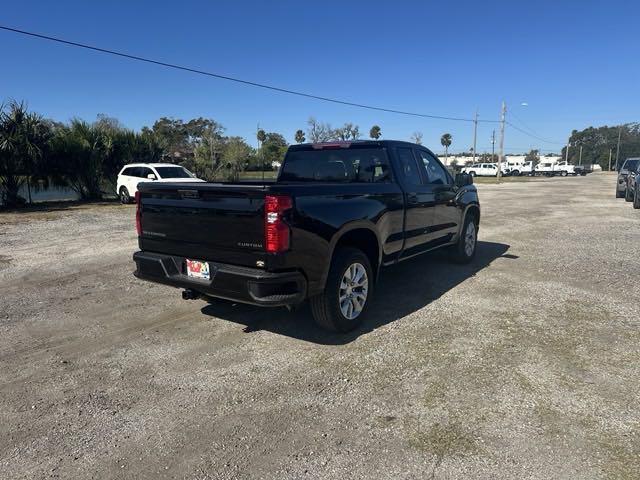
369;125;381;139
0;101;49;207
295;129;306;143
440;133;452;163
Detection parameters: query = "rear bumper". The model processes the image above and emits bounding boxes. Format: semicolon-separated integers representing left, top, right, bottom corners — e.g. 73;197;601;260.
133;251;307;307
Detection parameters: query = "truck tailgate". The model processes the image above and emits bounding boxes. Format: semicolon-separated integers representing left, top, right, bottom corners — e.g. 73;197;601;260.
137;182;268;267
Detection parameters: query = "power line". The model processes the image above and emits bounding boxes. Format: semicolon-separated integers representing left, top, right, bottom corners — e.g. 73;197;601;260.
0;25;502;125
509;109;545;138
506;121;565;145
477;146;560;152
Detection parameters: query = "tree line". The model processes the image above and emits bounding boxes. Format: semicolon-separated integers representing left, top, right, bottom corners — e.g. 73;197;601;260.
562;123;640;170
0;101;394;207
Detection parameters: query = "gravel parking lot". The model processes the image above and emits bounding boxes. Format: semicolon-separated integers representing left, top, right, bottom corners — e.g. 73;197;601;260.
1;172;638;479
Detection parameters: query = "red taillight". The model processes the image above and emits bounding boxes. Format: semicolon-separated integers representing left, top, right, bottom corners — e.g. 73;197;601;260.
264;195;292;253
135;191;142;236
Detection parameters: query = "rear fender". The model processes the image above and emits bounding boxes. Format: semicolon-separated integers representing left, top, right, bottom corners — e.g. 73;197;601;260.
315;221;381;294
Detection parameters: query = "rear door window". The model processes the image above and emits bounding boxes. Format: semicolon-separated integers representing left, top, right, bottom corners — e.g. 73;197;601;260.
138;167;153;178
122;167;136;176
395;147;422;186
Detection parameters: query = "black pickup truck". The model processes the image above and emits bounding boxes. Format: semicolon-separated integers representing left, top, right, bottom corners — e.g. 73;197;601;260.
133;140;480;331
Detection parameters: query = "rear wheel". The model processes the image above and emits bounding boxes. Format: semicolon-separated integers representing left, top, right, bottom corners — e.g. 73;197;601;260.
119;187;131;204
561;171;568;177
616;188;625;198
469;171;476;177
634;186;640;209
511;170;520;177
625;186;633;202
450;213;478;264
310;247;373;332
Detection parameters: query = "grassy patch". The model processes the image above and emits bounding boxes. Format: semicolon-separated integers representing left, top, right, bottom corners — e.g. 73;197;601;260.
473;175;549;184
238;171;277;180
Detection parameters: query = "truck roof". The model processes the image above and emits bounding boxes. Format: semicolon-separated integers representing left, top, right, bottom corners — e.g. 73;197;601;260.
288;140;424;151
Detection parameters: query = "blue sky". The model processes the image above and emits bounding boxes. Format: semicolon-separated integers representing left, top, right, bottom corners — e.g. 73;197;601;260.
2;0;639;154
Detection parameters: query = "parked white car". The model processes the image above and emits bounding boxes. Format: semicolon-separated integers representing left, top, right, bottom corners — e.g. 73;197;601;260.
536;161;574;176
506;160;525;176
116;163;204;203
461;163;499;177
556;161;576;175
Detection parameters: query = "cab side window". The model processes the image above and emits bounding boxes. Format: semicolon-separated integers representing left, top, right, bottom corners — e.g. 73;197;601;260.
416;150;450;184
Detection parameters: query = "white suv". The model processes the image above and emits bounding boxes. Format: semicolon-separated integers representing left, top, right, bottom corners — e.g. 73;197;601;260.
116;163;204;203
461;163;499;177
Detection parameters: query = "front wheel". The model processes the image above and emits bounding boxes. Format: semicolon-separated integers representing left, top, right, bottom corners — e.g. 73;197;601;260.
310;247;373;332
561;171;568;177
634;186;640;209
616;188;625;198
450;214;478;264
625;187;633;202
469;171;476;177
511;170;520;177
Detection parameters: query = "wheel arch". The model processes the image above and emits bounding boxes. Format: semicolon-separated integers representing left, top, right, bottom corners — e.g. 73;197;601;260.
318;222;381;292
457;203;480;239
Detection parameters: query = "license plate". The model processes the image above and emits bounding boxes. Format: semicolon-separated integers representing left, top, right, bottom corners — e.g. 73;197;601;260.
186;259;210;280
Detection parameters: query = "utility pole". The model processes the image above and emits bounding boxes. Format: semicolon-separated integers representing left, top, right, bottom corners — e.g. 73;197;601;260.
497;102;506;182
491;130;496;162
608;148;613;171
615;127;622;171
579;145;583;165
564;140;569;164
472;110;478;164
257;123;265;183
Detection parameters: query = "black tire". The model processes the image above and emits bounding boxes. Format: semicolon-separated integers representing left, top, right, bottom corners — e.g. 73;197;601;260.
561;171;568;177
310;247;373;332
450;213;478;264
616;188;625;198
625;186;633;202
511;170;520;177
634;186;640;209
469;171;476;177
120;187;131;204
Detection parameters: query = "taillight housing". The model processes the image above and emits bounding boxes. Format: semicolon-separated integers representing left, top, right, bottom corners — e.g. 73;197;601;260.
264;195;292;253
135;191;142;236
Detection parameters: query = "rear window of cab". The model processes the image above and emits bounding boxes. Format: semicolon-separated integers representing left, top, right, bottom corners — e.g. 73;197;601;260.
279;148;391;183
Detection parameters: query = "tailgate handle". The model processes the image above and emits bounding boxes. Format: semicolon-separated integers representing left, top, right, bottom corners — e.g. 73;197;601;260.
178;189;200;199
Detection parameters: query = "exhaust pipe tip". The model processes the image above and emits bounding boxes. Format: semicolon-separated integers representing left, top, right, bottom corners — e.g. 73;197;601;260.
182;289;200;300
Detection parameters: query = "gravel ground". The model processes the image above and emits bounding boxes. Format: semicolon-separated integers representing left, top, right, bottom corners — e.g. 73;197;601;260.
0;173;638;479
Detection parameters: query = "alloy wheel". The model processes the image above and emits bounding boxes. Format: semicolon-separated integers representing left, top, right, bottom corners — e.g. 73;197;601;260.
338;262;369;320
464;221;477;257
